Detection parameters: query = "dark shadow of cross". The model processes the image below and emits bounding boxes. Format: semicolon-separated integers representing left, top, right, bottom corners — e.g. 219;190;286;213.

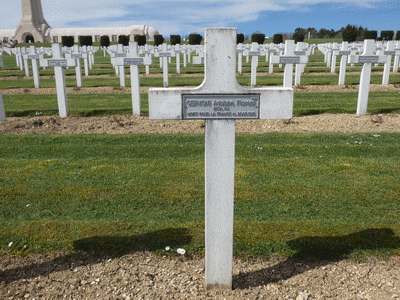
233;228;400;290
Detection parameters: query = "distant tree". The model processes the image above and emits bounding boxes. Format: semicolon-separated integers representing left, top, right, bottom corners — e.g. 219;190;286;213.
396;31;400;40
118;35;130;46
293;32;305;43
306;27;318;39
273;33;283;44
154;35;164;46
100;35;110;47
342;24;358;42
134;35;146;46
79;36;93;46
61;36;74;47
237;33;245;44
170;35;181;45
364;30;378;40
380;30;394;40
251;32;265;44
189;33;202;45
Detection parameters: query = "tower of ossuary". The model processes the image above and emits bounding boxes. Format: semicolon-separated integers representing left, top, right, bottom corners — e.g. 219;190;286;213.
14;0;51;43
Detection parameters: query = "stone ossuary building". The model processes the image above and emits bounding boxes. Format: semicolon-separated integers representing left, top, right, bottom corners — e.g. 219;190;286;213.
0;0;160;45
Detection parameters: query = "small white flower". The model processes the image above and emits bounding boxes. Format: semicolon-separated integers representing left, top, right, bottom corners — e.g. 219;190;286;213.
23;245;27;249
8;242;13;247
26;204;30;207
373;134;380;138
177;248;186;255
165;246;170;251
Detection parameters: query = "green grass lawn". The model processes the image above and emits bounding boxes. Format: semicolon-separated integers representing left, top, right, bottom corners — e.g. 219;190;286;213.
3;91;400;117
1;133;399;259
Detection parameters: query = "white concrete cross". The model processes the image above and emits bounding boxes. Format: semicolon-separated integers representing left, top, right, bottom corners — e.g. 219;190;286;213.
142;44;152;75
338;42;350;86
15;48;24;71
114;42;152;115
330;42;340;73
236;43;244;75
156;43;173;87
40;43;77;118
81;46;92;76
392;41;400;72
349;39;387;116
294;42;309;86
148;28;293;290
192;47;205;65
0;90;5;121
23;46;42;88
267;45;278;74
174;44;182;74
244;42;265;86
382;41;394;85
270;40;308;88
65;45;87;87
116;44;127;87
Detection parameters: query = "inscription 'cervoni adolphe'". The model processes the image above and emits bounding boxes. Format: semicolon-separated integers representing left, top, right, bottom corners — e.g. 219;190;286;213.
182;94;260;119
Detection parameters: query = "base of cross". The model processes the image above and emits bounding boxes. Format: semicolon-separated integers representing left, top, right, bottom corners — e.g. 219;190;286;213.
149;28;294;291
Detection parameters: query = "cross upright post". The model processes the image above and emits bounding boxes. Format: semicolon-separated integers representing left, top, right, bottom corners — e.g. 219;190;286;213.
158;43;172;87
349;39;386;116
0;90;5;121
393;41;400;72
39;43;76;118
270;40;308;88
148;28;293;291
66;45;86;87
338;42;350;86
114;42;152;115
23;46;41;88
382;41;394;85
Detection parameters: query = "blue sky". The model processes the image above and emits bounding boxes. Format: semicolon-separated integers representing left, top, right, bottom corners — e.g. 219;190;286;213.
1;0;399;38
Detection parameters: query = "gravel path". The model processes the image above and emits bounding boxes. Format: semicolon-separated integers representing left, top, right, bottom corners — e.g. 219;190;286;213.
1;251;400;299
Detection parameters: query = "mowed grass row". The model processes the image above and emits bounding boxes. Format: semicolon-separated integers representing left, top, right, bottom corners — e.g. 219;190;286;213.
2;73;400;90
3;91;400;117
1;133;399;259
0;50;396;79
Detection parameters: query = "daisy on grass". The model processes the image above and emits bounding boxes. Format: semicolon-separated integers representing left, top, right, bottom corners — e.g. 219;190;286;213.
177;248;186;255
165;246;170;251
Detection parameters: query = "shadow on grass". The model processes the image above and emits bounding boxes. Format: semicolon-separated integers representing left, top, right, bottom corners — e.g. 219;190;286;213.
233;228;400;289
0;228;191;284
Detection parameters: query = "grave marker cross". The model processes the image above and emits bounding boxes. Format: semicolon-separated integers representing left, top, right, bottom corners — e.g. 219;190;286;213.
40;43;77;118
350;39;386;115
114;42;152;115
148;28;293;290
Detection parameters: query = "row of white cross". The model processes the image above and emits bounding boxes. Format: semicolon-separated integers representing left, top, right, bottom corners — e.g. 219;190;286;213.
1;38;399;119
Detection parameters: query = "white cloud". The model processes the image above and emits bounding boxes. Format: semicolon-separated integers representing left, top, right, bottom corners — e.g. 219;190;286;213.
0;0;390;34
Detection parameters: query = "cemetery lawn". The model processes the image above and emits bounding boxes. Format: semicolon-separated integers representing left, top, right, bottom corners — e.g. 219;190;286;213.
1;133;399;260
3;91;400;117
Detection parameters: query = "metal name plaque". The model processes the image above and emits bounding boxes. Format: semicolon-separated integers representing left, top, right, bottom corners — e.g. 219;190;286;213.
48;60;67;67
280;56;301;64
358;56;379;63
124;58;143;65
339;51;351;55
159;52;171;57
27;55;39;59
249;51;261;56
71;54;83;58
294;51;306;56
384;51;396;56
182;94;260;119
115;53;126;57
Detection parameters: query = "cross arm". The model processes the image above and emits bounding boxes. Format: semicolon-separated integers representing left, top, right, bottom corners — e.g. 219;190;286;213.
148;86;293;120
